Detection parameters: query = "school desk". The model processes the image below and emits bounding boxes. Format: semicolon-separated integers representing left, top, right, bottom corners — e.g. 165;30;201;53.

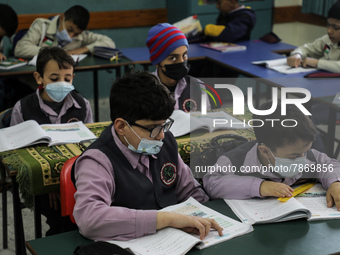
0;55;133;122
25;199;340;255
1;114;255;255
123;41;340;159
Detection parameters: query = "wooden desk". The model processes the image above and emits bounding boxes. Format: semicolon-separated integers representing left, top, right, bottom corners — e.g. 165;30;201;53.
0;55;134;122
26;199;340;255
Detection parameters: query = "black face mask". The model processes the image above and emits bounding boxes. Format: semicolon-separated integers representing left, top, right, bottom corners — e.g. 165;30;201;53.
160;61;190;81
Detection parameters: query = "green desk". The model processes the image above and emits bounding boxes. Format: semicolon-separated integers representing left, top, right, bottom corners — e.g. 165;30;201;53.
26;199;340;255
1;115;255;255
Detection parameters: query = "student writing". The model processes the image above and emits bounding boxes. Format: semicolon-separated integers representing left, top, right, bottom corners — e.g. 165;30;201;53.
203;101;340;210
14;5;115;58
287;1;340;73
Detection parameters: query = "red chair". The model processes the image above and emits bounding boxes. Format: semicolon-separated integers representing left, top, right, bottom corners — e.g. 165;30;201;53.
60;155;79;224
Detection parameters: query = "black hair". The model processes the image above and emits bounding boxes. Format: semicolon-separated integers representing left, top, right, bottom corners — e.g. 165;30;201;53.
36;47;75;77
109;71;176;123
64;5;90;31
328;1;340;20
252;100;316;152
0;4;18;37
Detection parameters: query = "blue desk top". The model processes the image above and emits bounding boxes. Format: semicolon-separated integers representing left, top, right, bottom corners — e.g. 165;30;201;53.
121;41;340;99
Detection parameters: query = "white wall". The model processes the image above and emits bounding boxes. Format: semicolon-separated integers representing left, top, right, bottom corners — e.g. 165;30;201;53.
273;0;326;46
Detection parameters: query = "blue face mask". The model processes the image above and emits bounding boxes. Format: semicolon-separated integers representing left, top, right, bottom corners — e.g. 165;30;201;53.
268;149;306;178
45;81;75;102
56;27;72;46
124;122;163;155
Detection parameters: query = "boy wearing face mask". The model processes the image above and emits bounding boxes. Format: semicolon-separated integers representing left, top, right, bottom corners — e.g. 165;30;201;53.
10;46;92;236
203;101;340;211
146;23;211;113
10;46;92;126
72;71;223;241
14;5;115;59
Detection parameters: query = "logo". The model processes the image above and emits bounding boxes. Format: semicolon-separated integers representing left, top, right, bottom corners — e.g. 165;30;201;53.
196;81;223;112
182;98;198;112
200;84;311;116
160;162;177;186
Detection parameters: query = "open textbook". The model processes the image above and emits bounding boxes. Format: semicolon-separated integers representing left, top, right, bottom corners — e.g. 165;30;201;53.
0;120;97;152
108;197;253;255
169;110;251;137
224;184;340;225
28;54;87;66
252;58;317;74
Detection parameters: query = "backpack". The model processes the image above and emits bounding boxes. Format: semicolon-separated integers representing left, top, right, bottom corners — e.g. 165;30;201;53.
191;134;248;179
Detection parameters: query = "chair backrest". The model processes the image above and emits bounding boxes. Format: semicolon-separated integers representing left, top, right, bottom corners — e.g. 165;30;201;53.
0;108;13;128
60;155;79;224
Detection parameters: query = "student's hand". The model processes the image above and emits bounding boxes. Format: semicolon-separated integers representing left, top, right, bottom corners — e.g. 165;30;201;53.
287;54;302;68
0;52;6;61
67;47;90;55
49;192;60;210
326;182;340;211
156;211;223;240
302;57;318;68
260;181;294;198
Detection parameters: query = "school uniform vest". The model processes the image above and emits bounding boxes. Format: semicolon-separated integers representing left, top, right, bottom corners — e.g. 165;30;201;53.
178;75;203;113
224;140;317;180
21;91;86;124
73;124;179;210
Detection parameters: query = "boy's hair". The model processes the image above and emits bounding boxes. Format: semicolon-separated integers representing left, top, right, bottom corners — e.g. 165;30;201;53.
64;5;90;31
0;4;18;37
328;1;340;20
252;100;316;152
109;71;175;123
36;47;75;77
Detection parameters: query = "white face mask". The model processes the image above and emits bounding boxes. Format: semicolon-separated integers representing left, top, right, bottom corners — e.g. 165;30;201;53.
124;122;163;155
45;81;74;102
56;20;72;46
268;149;306;178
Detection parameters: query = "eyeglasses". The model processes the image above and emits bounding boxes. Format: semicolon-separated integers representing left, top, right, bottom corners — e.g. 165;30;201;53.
129;118;174;138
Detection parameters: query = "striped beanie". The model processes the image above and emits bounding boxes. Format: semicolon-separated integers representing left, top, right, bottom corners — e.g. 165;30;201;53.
146;23;189;65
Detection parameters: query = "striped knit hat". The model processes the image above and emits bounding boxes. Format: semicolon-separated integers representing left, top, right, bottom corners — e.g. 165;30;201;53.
146;23;189;65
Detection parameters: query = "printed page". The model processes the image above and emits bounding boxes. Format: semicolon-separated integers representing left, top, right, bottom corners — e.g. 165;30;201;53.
225;197;310;225
162;197;253;249
295;184;340;221
40;121;97;146
109;228;201;255
0;120;50;152
108;198;253;254
191;111;251;132
169;110;209;137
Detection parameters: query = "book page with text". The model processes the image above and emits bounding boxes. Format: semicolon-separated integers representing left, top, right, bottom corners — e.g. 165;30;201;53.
295;184;340;221
225;197;310;224
162;197;253;249
0;120;50;152
40;121;97;146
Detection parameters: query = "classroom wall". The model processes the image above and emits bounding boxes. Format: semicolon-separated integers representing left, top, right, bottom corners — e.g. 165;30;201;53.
273;0;326;46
